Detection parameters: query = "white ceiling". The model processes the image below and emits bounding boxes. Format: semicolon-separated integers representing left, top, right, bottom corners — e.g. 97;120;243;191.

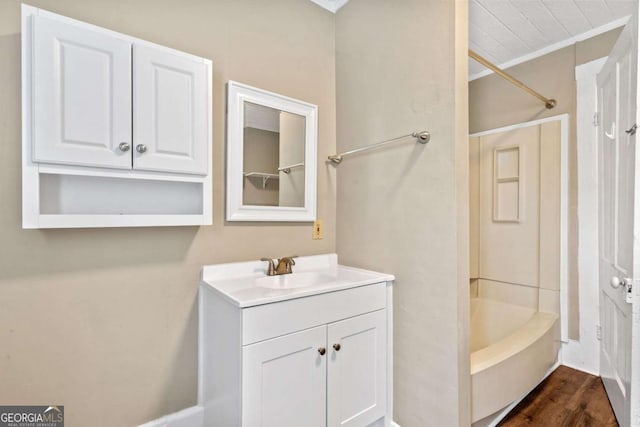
308;0;349;13
309;0;636;80
468;0;635;79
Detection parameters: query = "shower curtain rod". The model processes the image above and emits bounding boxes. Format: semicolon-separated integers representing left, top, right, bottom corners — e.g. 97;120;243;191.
469;49;556;109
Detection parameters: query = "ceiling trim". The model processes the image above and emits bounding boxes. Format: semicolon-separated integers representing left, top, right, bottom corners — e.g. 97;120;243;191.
469;15;630;81
308;0;349;13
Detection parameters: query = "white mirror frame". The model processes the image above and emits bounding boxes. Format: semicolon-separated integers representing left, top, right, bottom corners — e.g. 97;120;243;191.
226;81;318;222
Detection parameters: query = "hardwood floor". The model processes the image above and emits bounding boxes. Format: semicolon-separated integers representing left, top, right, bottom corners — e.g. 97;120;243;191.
498;365;618;427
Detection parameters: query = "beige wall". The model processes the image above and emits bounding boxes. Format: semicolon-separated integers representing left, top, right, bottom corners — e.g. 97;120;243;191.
335;0;470;425
0;1;336;425
278;112;306;207
243;128;280;206
469;28;622;339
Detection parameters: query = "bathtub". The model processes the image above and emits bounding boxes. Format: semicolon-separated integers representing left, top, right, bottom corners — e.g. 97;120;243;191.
470;298;559;424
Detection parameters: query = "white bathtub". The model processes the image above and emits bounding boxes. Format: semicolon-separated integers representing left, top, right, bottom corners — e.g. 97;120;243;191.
470;298;559;424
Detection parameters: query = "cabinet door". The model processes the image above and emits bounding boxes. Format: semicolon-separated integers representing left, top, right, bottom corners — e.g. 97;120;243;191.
32;15;132;169
327;310;387;427
242;326;327;427
133;45;208;175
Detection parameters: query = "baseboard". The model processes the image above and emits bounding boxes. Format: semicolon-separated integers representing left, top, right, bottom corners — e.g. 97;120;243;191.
560;340;600;377
560;359;600;377
137;361;584;427
138;405;203;427
140;407;394;427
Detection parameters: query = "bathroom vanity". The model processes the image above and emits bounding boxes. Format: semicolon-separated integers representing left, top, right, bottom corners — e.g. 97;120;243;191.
199;254;394;427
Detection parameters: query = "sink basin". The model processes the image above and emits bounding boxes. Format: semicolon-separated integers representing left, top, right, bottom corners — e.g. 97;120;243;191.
254;272;336;289
201;254;395;307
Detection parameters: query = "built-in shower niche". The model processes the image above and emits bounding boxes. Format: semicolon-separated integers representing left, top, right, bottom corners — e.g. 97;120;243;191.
39;174;204;226
492;145;522;223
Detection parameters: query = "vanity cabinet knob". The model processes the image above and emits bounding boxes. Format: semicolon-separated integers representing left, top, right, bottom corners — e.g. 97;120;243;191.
136;144;147;154
318;347;326;356
333;343;341;351
118;142;131;152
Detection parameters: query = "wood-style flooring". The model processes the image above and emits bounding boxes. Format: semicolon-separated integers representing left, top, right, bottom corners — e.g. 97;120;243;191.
498;365;618;427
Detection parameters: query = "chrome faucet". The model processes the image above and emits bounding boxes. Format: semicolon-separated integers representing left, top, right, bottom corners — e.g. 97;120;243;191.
260;256;298;276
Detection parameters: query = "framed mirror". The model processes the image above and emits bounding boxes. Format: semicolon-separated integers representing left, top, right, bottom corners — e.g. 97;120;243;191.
226;81;317;221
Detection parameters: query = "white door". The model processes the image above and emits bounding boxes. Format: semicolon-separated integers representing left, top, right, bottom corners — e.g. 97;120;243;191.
327;310;387;427
597;10;640;427
32;15;132;169
133;45;208;175
242;325;327;427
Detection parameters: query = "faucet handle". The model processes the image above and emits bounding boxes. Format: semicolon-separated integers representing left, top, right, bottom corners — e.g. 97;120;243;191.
275;256;298;275
278;255;298;265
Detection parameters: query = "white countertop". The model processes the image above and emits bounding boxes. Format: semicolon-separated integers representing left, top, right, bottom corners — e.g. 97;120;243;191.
200;253;394;308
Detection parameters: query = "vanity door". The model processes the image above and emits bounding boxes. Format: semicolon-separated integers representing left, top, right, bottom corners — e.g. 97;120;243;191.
242;325;327;427
327;310;387;427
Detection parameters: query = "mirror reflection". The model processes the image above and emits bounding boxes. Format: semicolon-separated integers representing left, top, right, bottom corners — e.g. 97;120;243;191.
242;102;306;208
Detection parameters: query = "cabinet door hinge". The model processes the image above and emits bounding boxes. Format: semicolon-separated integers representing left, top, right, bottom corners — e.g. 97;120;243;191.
593;112;600;127
596;325;602;341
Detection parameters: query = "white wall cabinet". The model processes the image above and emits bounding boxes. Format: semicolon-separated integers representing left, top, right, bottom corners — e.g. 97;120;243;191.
200;262;393;427
22;5;212;228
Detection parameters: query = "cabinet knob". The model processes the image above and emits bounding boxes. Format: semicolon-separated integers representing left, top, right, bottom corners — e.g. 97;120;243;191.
118;142;131;152
333;343;341;351
136;144;147;154
318;347;326;356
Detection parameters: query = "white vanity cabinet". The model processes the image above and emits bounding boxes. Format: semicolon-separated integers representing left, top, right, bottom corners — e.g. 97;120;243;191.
243;309;387;427
22;5;212;228
199;255;394;427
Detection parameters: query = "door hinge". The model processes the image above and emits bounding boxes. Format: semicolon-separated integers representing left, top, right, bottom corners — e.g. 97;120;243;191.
593;112;600;127
596;324;602;341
